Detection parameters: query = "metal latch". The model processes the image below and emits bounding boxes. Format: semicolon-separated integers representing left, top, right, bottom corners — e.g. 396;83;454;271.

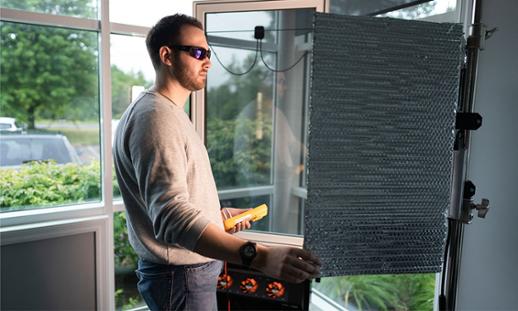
461;180;490;223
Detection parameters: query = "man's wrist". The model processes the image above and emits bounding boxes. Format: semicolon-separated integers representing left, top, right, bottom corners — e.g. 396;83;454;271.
250;244;267;270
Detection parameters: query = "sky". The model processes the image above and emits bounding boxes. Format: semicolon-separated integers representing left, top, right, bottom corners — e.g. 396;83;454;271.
109;0;195;81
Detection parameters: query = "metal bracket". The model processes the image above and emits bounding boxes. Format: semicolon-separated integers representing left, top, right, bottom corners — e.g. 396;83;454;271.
469;23;498;51
460;180;490;224
456;112;482;130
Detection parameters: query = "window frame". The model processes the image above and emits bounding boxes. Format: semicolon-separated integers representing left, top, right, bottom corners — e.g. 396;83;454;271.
0;5;151;224
0;2;152;309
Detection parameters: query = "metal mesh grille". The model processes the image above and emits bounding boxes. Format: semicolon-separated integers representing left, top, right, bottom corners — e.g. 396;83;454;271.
304;13;464;276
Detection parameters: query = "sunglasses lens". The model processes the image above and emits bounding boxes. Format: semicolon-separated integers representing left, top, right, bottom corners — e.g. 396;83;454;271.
189;47;210;60
193;48;203;59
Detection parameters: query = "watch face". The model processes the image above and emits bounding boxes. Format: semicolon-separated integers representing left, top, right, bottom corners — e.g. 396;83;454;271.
243;245;255;257
240;242;257;266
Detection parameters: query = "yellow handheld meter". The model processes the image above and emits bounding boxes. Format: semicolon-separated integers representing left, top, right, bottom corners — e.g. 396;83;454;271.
224;204;268;231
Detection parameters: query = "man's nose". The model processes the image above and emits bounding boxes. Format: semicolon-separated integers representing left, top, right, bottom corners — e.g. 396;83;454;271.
205;57;211;69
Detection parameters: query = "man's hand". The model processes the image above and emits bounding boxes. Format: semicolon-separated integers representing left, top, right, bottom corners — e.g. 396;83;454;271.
252;245;321;284
221;208;252;233
194;223;320;284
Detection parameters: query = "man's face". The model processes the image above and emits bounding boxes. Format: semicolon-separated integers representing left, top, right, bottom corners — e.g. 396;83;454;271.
171;25;211;91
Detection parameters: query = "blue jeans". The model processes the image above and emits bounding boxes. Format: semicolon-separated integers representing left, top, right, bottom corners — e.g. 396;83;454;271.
136;259;223;311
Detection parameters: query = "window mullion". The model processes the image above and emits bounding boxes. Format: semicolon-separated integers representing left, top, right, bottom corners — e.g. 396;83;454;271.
0;7;99;31
110;22;149;37
99;0;115;310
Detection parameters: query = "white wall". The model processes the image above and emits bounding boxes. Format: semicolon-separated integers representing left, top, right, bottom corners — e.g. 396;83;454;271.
457;0;518;309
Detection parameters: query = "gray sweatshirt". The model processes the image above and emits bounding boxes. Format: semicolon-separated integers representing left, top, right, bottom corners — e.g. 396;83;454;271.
113;90;223;265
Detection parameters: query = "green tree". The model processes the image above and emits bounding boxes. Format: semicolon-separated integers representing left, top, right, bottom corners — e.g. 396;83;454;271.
0;0;98;129
390;274;435;311
113;211;138;268
0;0;96;18
111;66;151;119
316;275;400;311
314;273;436;311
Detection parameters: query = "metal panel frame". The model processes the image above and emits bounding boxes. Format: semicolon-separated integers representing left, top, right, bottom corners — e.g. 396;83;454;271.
1;216;110;310
305;12;464;276
193;0;325;243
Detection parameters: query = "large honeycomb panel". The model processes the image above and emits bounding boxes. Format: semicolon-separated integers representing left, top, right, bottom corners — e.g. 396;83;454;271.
304;13;463;276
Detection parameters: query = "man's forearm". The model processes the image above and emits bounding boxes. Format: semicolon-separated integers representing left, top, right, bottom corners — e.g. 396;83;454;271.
193;222;257;265
193;222;320;283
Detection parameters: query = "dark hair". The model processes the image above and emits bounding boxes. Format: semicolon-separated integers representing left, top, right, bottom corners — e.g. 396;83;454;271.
146;14;203;70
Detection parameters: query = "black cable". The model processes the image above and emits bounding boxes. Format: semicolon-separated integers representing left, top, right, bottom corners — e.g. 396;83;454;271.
210;37;309;75
206;27;313;34
259;40;308;73
209;40;259;76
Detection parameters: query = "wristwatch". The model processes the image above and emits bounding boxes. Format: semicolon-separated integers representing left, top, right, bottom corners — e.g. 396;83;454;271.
239;241;257;267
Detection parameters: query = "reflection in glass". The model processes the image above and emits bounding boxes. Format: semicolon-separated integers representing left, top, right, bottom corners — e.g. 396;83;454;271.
206;11;276;43
0;0;97;19
0;22;101;212
207;46;274;189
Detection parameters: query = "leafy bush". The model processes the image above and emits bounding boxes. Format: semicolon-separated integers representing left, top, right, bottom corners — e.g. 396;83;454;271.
0;161;117;210
114;211;138;268
0;161;135;263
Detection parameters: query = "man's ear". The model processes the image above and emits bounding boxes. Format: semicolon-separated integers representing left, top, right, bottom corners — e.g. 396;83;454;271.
159;46;174;67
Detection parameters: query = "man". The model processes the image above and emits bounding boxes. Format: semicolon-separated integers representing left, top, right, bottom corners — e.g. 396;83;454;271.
113;14;320;310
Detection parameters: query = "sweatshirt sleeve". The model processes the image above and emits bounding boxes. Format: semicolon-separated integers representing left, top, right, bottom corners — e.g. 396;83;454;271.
127;102;210;251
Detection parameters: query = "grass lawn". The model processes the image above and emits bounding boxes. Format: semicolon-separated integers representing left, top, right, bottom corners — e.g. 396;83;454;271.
45;127;100;145
30;125;99;145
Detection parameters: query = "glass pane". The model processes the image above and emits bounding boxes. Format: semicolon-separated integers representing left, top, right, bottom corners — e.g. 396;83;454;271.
330;0;457;19
312;274;436;311
109;0;194;27
207;46;274;189
111;35;154;120
206;8;313;235
0;22;101;212
206;11;277;43
0;0;97;19
114;211;146;310
380;0;457;19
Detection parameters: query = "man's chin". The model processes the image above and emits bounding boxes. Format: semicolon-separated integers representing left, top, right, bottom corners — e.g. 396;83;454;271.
191;81;207;91
182;80;206;92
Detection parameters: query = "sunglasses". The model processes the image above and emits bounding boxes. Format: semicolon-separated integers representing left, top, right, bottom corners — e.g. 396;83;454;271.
171;45;211;60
